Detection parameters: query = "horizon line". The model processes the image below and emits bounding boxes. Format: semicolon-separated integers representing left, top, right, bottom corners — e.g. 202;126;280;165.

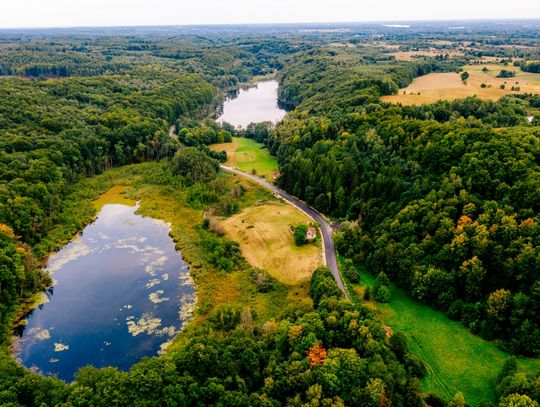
1;17;539;31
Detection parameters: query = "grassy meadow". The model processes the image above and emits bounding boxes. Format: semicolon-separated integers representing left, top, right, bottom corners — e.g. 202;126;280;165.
219;202;323;285
347;263;540;405
382;64;540;105
49;162;314;346
92;185;136;210
210;137;279;180
391;50;463;61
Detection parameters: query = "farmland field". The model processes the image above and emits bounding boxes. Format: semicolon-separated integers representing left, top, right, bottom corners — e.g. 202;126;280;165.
391;50;463;61
210;137;279;180
350;264;540;406
382;64;540;105
219;202;323;285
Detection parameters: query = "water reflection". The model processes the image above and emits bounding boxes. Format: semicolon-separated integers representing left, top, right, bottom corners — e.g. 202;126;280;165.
217;80;287;128
14;203;195;381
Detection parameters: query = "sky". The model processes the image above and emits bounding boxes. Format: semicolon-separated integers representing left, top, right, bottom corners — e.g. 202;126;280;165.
1;0;539;29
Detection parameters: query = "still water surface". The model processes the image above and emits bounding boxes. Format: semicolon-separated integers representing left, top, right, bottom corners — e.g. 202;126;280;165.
15;203;195;381
217;80;287;128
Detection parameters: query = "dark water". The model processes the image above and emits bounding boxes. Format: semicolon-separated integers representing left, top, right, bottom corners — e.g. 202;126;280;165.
14;203;195;381
217;80;287;128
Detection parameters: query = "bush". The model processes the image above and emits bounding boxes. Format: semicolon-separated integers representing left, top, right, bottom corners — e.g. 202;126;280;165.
202;218;210;229
373;272;391;302
389;332;408;358
447;300;464;321
251;269;275;293
201;233;243;272
404;353;426;378
293;225;307;246
497;70;516;78
343;259;360;283
375;285;391;303
425;393;447;407
209;305;241;330
345;267;360;283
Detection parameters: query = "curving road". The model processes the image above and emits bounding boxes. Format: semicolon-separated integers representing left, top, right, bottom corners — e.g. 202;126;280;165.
167;125;347;297
220;165;348;298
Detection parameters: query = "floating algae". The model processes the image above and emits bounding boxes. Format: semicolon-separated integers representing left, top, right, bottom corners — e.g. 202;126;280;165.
15;201;195;381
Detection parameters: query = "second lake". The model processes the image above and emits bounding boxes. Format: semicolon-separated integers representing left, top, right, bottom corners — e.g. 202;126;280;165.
217;80;287;128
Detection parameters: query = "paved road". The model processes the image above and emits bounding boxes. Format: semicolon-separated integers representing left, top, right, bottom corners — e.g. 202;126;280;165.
220;165;348;298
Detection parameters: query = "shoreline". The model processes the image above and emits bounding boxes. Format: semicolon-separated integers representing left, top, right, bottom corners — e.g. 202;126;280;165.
8;184;202;380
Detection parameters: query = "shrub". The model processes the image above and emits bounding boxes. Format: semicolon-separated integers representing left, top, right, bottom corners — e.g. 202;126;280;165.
389;332;408;358
251;269;275;292
293;225;307;246
209;305;241;330
497;69;516;78
343;259;360;283
447;300;464;321
373;272;391;302
405;353;426;378
375;285;391;303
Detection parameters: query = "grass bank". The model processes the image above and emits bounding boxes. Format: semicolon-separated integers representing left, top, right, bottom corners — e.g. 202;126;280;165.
210;137;279;180
345;262;540;405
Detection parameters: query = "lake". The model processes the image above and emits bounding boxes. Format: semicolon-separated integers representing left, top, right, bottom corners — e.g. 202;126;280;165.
216;80;287;128
14;202;195;381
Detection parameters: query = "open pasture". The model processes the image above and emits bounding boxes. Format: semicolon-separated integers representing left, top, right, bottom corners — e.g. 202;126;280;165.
210;137;279;180
351;265;540;405
219;202;323;285
382;64;540;105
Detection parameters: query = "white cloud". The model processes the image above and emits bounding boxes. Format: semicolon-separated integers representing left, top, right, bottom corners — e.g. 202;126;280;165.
0;0;538;29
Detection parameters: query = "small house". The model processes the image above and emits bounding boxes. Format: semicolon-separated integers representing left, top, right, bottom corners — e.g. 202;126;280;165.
527;116;534;123
306;227;317;241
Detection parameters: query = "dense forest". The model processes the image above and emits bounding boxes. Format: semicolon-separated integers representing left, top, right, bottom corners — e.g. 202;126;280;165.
1;266;433;406
0;22;539;406
268;44;540;357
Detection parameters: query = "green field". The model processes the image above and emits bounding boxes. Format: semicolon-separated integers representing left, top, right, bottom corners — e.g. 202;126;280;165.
350;264;540;406
210;137;279;180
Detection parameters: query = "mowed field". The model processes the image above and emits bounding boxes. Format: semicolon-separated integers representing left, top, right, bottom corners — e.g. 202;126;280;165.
391;50;463;61
210;137;279;180
382;64;540;105
351;265;540;405
219;202;323;285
